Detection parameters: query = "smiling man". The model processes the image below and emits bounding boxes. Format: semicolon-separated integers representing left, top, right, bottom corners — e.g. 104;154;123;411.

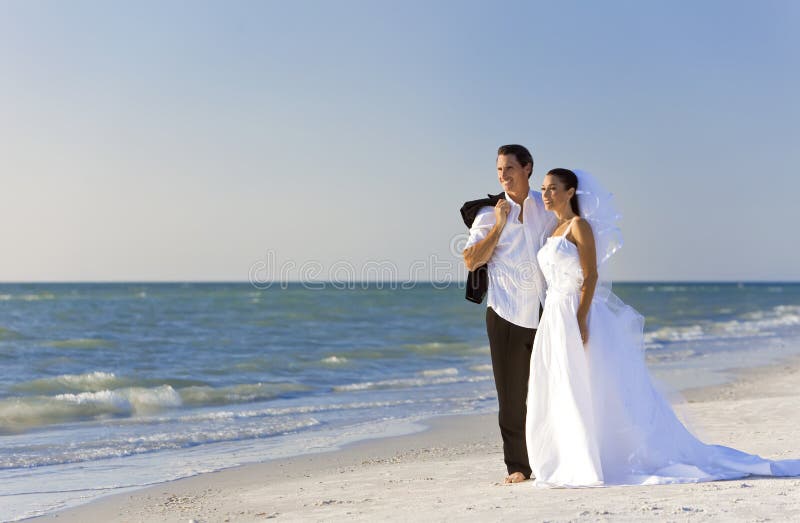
462;144;555;483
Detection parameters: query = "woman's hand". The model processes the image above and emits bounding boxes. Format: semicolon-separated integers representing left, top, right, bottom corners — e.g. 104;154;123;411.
578;316;589;346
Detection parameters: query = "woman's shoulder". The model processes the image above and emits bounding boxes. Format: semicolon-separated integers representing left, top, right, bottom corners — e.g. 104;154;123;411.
570;216;594;236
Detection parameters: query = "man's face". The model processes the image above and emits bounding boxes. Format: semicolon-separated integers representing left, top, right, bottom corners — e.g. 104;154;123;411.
496;154;531;194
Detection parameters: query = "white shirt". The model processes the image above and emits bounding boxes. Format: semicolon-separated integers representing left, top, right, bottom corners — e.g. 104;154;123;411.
463;190;556;329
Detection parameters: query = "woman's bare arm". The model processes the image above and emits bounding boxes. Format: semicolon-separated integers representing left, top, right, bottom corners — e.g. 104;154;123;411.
571;217;598;344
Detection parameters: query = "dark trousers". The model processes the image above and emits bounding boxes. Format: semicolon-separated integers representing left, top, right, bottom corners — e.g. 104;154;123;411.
486;306;536;478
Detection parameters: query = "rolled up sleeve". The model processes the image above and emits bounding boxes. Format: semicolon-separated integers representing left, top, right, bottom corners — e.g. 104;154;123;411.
463;207;496;252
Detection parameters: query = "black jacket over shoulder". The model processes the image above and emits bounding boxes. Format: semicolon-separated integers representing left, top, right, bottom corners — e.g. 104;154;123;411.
460;192;505;304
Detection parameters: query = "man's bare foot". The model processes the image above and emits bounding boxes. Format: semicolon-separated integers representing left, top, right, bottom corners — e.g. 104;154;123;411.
503;472;527;484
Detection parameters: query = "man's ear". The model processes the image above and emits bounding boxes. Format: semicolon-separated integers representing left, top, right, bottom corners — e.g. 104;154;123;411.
525;163;533;179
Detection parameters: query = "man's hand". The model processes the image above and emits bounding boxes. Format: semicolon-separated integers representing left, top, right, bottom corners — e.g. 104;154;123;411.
463;201;509;272
494;199;510;226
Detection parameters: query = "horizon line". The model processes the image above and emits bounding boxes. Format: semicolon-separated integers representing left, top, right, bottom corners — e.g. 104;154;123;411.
0;280;798;285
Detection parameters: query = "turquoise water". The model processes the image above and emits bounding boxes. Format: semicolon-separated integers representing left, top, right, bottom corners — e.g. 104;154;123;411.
0;282;798;519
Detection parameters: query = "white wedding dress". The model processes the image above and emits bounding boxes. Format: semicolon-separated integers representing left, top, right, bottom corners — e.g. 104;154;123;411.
525;219;800;487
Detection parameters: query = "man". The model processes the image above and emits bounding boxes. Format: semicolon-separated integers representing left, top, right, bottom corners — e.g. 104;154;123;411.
462;144;555;483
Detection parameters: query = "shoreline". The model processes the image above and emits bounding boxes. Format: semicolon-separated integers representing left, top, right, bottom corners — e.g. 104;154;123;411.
28;354;800;522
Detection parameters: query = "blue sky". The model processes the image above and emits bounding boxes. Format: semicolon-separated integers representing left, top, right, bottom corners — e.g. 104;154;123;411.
1;0;798;282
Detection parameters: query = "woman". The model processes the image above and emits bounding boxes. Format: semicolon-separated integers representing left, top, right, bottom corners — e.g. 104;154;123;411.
525;168;800;487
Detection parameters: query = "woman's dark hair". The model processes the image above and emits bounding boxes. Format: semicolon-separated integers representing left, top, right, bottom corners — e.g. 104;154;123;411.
547;168;580;216
497;144;534;179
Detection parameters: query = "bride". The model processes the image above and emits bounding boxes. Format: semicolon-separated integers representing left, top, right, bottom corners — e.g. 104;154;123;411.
525;168;800;487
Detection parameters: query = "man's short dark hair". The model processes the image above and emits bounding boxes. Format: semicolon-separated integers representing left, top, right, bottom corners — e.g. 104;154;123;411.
497;144;534;178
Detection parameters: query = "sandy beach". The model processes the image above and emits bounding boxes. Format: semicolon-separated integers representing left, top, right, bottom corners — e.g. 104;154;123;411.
27;356;800;523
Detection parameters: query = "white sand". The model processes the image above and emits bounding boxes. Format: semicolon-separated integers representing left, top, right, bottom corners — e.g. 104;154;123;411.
32;358;800;522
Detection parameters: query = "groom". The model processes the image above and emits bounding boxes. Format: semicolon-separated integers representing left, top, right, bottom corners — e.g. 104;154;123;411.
461;144;554;483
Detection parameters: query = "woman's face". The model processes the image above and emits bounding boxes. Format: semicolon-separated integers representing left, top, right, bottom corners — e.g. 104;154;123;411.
541;174;575;212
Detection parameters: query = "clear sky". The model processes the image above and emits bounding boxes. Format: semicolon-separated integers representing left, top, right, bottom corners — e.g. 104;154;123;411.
1;0;798;283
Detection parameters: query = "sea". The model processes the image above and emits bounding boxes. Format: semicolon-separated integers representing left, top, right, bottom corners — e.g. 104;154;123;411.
1;282;799;520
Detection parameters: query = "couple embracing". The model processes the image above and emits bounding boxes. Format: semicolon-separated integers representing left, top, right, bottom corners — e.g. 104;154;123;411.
460;144;800;487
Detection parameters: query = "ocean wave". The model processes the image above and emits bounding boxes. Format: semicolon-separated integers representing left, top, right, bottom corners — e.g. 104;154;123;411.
56;386;182;411
644;285;691;293
10;372;209;395
403;341;476;354
174;398;420;423
332;374;492;392
44;338;114;349
0;380;310;432
645;325;706;344
65;396;468;428
0;417;321;469
417;367;458;377
230;359;274;372
330;343;487;361
469;364;494;373
319;355;348;365
644;304;800;348
0;292;56;301
0;392;498;469
740;304;800;324
11;371;128;394
178;382;310;406
0;385;182;432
